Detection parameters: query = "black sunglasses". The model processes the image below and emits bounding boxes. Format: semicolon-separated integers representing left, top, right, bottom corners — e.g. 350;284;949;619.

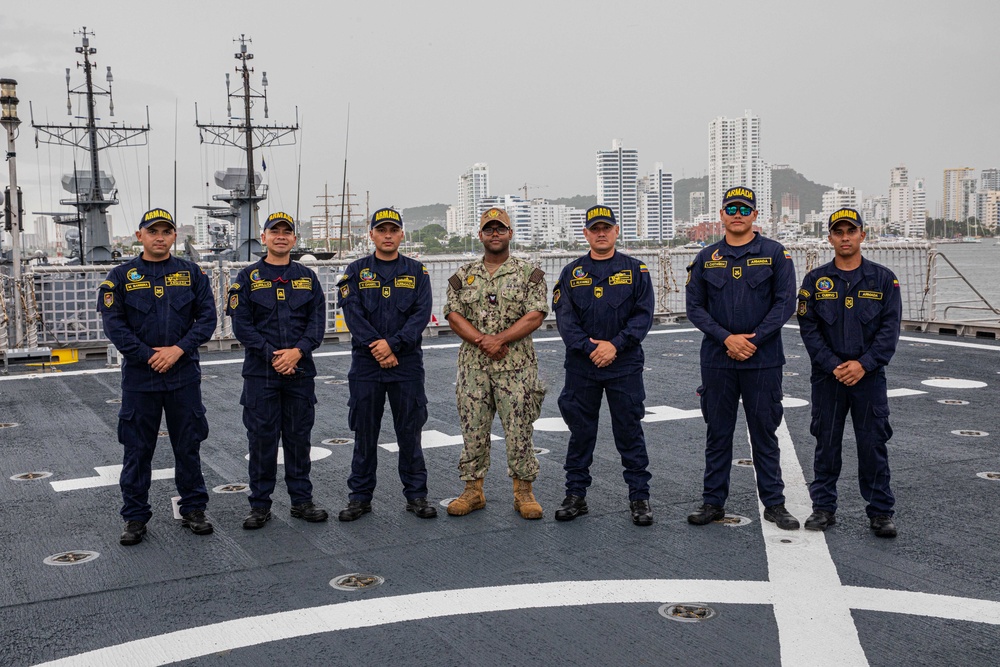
724;204;754;216
481;226;510;236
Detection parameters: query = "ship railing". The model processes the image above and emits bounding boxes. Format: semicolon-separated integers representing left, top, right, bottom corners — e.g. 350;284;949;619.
922;250;1000;325
10;242;944;352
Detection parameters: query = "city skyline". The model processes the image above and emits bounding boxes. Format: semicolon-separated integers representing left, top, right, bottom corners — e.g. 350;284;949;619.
1;2;997;240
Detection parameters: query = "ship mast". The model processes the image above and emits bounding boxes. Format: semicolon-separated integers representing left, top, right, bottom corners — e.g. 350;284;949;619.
195;35;298;261
30;27;150;263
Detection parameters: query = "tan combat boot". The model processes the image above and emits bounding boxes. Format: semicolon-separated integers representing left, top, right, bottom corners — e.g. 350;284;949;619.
447;479;486;516
513;478;543;520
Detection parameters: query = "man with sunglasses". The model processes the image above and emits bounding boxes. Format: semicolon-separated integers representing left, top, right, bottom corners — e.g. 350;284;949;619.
686;187;800;530
444;207;548;520
551;206;655;526
336;207;437;522
796;208;901;538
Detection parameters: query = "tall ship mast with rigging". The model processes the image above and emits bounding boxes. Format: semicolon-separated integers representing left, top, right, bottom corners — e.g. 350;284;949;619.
194;35;298;262
30;27;150;264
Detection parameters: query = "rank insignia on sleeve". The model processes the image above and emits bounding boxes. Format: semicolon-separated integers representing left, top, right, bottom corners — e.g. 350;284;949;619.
552;288;561;304
103;292;114;308
340;285;349;298
229;294;238;309
797;301;807;316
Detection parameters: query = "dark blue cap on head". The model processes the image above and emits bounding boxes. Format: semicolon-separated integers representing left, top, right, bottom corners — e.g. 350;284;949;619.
370;207;403;229
584;205;616;228
722;187;756;209
828;208;864;230
264;211;295;231
139;208;175;229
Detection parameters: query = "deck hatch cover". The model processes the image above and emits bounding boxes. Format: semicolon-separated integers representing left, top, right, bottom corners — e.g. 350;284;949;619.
659;603;717;622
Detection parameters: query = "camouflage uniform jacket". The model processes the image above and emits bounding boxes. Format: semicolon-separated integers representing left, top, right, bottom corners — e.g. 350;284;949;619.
444;256;548;372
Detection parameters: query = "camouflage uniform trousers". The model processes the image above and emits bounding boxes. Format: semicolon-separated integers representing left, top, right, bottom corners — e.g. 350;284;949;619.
456;364;545;482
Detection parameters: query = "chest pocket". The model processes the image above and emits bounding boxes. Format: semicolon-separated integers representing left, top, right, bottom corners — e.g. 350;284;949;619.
249;288;278;310
288;289;314;311
814;299;840;325
746;267;773;290
703;269;727;290
501;283;526;305
393;287;416;313
167;289;194;313
857;299;882;325
124;292;153;316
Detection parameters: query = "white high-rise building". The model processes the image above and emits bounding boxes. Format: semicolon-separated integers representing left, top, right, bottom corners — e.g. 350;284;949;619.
637;163;674;241
981;191;1000;233
456;163;490;237
861;195;889;233
821;185;863;221
689;192;706;222
943;167;974;222
888;165;912;229
976;169;999;225
708;109;771;224
596;139;640;241
910;177;927;237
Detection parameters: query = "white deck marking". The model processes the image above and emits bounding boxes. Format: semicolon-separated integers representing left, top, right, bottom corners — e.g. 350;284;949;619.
243;446;332;464
38;415;1000;667
887;388;927;397
378;429;499;453
642;406;703;422
532;417;570;432
921;378;988;389
49;465;174;492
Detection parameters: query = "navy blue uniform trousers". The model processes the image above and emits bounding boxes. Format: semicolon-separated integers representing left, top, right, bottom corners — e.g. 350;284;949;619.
347;378;429;502
118;384;209;522
557;372;651;501
809;370;894;517
242;377;316;509
699;366;786;508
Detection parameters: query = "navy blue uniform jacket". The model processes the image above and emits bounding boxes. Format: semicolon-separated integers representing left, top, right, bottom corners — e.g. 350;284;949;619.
337;253;433;382
686;233;796;369
226;260;326;379
552;251;654;380
796;258;902;374
98;254;217;391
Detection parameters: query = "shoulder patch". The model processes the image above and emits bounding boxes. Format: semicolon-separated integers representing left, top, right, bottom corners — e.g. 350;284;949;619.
528;267;544;284
99;280;115;290
448;273;463;291
798;288;811;299
228;282;241;293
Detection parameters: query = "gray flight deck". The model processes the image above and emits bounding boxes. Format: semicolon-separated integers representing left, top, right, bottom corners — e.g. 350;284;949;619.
2;325;999;666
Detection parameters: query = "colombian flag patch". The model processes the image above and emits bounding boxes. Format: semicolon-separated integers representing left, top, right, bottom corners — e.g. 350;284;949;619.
783;250;792;259
639;263;649;273
893;279;900;288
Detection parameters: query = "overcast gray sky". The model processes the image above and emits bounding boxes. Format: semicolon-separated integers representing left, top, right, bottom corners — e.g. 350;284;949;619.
2;1;997;237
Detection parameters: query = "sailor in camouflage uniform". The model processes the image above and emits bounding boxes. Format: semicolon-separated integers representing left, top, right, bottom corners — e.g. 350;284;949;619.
443;207;548;520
